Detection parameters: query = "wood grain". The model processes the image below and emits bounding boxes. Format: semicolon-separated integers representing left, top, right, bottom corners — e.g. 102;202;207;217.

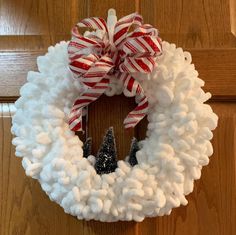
88;0;138;18
1;49;236;98
0;0;83;50
140;0;236;48
0;52;38;97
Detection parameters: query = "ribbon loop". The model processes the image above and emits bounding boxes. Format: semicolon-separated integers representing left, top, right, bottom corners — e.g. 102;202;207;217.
78;17;109;33
68;12;162;132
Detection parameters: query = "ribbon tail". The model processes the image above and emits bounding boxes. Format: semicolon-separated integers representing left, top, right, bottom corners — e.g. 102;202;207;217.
124;95;148;129
120;73;148;129
69;108;83;132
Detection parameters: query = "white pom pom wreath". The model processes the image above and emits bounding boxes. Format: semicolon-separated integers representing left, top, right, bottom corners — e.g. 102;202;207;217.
12;41;218;222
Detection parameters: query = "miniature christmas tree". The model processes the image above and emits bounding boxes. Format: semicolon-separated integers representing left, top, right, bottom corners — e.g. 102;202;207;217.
95;127;118;174
83;137;92;158
128;137;139;166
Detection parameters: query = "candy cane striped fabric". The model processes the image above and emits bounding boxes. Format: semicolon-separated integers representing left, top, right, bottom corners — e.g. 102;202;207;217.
78;17;108;32
119;72;148;128
68;13;162;132
113;13;143;48
124;96;148;129
69;78;110;132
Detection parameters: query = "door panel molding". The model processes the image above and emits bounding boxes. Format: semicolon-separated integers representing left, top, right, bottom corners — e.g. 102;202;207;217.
1;49;235;99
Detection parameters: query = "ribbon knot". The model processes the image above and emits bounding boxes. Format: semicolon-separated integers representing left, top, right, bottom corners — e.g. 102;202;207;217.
68;11;162;132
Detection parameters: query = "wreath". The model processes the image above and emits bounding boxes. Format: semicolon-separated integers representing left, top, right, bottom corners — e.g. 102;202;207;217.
12;9;218;222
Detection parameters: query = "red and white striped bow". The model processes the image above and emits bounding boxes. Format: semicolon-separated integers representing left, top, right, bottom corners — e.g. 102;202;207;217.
68;11;162;132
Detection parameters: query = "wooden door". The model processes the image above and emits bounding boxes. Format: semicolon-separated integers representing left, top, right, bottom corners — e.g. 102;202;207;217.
0;0;236;234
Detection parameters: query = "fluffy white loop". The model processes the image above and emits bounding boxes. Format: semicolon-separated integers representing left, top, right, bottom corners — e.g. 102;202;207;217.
12;41;218;222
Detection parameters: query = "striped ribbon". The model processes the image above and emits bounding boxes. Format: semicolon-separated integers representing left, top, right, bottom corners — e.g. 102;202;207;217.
68;13;162;132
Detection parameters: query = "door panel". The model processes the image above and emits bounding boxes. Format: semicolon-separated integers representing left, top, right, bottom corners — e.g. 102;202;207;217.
141;0;236;48
0;0;235;234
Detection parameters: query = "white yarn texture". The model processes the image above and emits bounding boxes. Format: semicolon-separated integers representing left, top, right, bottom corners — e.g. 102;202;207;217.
12;41;218;222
